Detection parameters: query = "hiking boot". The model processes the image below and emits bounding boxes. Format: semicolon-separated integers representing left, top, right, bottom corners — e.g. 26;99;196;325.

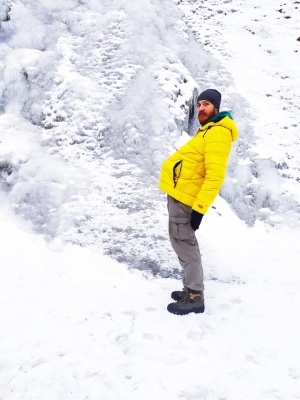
171;287;188;302
167;290;205;315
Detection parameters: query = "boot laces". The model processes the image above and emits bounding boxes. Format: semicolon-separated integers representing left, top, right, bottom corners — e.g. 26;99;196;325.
180;292;191;303
180;292;203;303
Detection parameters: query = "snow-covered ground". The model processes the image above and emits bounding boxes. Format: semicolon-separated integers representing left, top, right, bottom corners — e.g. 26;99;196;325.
1;0;300;398
1;194;300;400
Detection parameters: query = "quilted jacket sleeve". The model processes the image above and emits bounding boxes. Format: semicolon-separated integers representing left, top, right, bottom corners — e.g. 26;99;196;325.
192;126;232;214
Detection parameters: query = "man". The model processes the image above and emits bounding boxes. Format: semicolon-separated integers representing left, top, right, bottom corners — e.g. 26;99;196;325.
158;89;238;315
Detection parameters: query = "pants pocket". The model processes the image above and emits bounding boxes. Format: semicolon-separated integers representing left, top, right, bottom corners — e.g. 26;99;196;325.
169;217;194;242
178;221;195;242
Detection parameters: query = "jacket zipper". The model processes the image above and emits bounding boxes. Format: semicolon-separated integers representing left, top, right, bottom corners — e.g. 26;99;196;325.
202;125;212;137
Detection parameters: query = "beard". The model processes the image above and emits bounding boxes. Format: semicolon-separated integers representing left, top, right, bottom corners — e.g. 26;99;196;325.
198;108;217;125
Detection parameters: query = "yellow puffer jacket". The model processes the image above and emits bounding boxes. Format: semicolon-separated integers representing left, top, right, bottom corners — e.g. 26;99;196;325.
158;113;238;214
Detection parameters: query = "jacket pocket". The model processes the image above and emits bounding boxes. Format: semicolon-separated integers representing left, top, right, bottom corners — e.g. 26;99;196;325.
173;160;182;188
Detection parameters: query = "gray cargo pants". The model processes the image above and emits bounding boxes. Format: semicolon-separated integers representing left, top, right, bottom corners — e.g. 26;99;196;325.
167;195;204;292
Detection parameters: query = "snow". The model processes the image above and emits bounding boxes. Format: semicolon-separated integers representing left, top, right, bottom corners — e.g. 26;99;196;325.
1;0;300;398
1;195;300;399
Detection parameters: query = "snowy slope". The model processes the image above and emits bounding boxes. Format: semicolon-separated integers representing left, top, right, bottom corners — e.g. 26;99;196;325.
1;0;299;273
0;0;203;273
1;193;300;400
1;1;299;277
1;1;300;398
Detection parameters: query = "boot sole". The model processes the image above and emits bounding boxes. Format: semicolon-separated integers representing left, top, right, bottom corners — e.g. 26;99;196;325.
167;304;205;315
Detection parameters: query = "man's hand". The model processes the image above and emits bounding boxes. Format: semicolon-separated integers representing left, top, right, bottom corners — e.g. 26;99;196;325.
190;210;204;231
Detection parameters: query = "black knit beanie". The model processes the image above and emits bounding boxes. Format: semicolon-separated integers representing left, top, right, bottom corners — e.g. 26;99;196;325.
197;89;221;110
